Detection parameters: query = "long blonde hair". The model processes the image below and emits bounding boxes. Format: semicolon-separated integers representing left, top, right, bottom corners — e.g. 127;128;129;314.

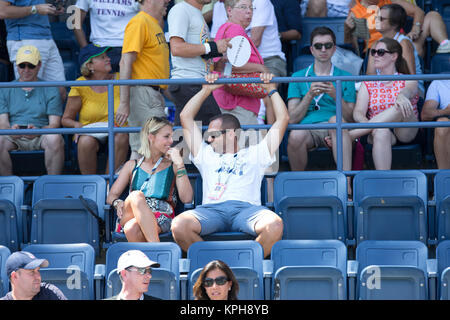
138;117;173;159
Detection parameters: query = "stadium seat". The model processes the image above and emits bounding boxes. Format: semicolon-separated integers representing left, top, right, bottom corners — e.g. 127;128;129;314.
431;53;450;74
353;170;428;244
433;171;450;243
293;54;315;73
186;240;265;300
0;176;27;249
355;240;432;300
50;21;80;64
30;175;107;254
0;245;11;297
273;171;349;243
270;240;348;300
436;240;450;299
432;0;450;16
22;243;96;300
103;242;182;300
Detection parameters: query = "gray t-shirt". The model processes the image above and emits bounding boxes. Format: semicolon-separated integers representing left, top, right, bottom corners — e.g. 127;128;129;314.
0;80;62;128
168;1;212;79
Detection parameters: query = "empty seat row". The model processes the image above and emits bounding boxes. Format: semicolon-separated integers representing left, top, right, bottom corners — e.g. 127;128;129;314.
2;239;450;300
2;170;450;255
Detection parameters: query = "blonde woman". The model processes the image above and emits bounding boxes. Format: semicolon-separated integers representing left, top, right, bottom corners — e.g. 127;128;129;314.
107;117;193;242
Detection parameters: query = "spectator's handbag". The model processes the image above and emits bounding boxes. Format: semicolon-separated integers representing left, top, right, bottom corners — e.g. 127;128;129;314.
223;72;268;99
219;24;268;99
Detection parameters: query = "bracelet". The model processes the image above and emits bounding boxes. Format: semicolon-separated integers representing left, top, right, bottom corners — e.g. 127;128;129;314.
203;43;211;55
268;89;278;98
201;41;223;60
176;168;187;178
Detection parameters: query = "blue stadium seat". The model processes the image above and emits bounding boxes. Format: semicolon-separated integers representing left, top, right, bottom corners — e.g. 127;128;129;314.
30;175;107;254
50;21;80;64
293;54;315;73
273;171;349;243
432;0;450;16
0;176;27;249
436;240;450;299
270;240;347;300
0;245;11;297
355;240;431;300
353;170;428;244
22;243;96;300
431;53;450;74
433;171;450;243
186;240;264;300
103;242;181;300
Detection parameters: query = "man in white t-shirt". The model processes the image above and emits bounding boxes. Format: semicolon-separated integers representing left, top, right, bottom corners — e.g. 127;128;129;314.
73;0;140;72
421;79;450;169
167;0;230;126
171;72;289;258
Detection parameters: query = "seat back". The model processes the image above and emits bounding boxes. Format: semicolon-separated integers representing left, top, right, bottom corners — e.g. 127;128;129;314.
432;0;450;16
104;242;181;299
32;175;107;220
353;170;428;244
187;240;264;300
434;171;450;242
356;240;428;300
271;240;347;300
431;53;450;74
296;18;347;54
0;200;19;252
22;243;96;300
0;245;11;297
0;176;25;247
436;240;450;299
274;171;348;241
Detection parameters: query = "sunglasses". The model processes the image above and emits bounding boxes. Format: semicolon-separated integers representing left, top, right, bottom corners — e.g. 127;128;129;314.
234;5;255;10
126;266;152;275
312;42;334;50
18;63;37;69
370;48;394;57
204;276;229;287
204;129;228;141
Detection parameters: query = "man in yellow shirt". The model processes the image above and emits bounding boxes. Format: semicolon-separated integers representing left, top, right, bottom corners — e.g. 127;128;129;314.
116;0;170;159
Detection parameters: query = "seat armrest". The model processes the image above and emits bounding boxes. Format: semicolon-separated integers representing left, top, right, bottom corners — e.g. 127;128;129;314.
94;264;105;280
347;260;358;278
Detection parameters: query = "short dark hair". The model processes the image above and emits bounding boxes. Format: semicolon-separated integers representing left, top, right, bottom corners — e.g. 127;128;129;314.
381;4;407;32
310;26;336;45
209;113;241;130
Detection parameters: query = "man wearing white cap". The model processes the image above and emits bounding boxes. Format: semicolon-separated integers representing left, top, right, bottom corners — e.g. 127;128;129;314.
0;44;65;176
1;251;67;300
105;249;162;300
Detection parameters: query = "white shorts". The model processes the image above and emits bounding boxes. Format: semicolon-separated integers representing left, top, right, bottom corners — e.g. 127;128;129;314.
7;39;66;81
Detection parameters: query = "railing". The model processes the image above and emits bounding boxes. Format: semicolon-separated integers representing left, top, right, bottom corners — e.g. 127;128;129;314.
1;72;450;183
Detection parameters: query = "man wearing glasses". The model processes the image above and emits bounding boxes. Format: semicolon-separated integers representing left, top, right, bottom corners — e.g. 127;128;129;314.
105;250;162;300
286;26;356;172
0;44;64;176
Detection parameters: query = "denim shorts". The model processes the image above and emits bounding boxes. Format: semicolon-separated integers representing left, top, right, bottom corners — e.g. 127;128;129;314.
190;200;270;236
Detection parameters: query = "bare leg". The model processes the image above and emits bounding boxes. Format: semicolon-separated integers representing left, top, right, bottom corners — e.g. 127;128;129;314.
370;128;396;170
415;11;449;57
123;218;147;242
433;118;450;169
306;0;327;17
122;191;160;242
41;134;64;174
171;211;203;252
0;136;17;175
287;130;315;171
77;135;99;174
254;210;283;258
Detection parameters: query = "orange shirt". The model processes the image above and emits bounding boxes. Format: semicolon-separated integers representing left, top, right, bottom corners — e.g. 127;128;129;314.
351;0;392;50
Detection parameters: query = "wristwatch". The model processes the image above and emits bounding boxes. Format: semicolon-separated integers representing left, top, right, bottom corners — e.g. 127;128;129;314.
414;22;421;28
31;5;37;14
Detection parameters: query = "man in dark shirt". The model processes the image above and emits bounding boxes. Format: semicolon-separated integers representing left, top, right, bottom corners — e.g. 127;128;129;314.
1;251;67;300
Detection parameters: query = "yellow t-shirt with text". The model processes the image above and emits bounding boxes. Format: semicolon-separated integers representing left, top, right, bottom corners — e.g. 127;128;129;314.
122;11;170;89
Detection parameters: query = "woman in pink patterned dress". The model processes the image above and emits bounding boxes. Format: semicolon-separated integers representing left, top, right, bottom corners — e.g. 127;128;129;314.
349;37;419;170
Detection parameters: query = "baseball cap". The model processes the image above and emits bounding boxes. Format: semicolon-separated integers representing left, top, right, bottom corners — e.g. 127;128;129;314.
6;251;49;277
15;45;41;66
79;44;111;66
117;250;160;274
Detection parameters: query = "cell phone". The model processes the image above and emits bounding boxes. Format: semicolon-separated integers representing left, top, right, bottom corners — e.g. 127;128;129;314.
18;125;28;129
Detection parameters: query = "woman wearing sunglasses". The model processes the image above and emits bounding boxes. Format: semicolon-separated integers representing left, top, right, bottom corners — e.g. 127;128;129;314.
366;3;424;97
349;37;419;170
106;116;193;243
193;260;239;300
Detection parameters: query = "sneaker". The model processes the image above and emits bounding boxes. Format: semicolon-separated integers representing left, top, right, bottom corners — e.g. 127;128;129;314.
436;41;450;54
